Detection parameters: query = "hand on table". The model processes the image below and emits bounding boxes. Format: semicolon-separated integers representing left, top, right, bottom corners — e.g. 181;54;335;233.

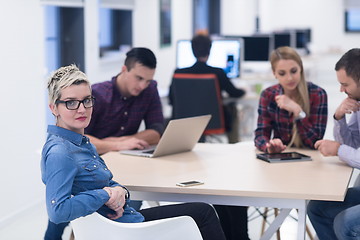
266;138;287;153
104;136;150;151
314;139;340;156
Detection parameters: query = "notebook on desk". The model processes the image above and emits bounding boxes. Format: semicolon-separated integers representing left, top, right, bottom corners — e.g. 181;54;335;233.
119;115;211;158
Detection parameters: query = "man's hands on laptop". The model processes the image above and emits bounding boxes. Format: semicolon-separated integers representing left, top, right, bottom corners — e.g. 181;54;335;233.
103;136;150;151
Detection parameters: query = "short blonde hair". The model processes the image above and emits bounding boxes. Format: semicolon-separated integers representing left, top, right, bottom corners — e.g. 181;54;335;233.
47;64;90;105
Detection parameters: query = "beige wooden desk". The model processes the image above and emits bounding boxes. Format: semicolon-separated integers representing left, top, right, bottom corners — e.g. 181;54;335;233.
102;142;353;240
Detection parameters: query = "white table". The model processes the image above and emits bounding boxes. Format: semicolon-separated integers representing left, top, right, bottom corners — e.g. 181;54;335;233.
102;143;353;240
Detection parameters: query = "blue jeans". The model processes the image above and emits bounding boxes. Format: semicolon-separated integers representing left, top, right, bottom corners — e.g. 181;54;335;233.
307;187;360;240
44;200;142;239
44;221;69;240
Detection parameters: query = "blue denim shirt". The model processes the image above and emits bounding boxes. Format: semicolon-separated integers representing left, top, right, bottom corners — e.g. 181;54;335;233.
41;125;123;224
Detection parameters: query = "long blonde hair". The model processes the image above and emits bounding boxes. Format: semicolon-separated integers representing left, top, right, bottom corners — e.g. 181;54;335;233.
270;47;310;148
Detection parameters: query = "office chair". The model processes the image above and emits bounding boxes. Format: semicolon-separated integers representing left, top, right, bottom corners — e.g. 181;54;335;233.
71;212;203;240
169;73;226;142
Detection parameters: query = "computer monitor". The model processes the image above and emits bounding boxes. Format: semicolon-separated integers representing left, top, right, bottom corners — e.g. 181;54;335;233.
345;9;360;32
241;34;274;62
295;28;311;55
295;28;311;47
176;38;243;78
273;30;296;49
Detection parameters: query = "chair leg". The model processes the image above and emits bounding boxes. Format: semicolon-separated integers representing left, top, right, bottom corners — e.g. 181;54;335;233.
274;208;281;240
69;230;74;240
261;208;314;240
306;224;314;240
261;208;281;239
261;207;268;235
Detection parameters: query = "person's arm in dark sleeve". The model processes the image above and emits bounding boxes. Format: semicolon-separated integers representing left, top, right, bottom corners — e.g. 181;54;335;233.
217;70;246;98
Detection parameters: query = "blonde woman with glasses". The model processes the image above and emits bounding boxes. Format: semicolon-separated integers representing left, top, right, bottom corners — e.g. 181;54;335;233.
42;64;226;240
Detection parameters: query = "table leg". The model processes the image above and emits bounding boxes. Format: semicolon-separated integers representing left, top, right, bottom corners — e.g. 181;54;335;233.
260;208;291;240
296;202;307;240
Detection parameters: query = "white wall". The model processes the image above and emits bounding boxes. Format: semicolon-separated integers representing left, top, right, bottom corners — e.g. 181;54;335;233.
221;0;257;35
0;0;45;227
222;0;360;54
131;0;193;90
260;0;345;53
87;0;193;91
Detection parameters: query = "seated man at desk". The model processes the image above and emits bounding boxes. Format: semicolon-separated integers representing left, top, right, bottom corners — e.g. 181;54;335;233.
44;47;164;240
309;48;360;240
85;47;164;210
169;33;246;144
85;47;164;155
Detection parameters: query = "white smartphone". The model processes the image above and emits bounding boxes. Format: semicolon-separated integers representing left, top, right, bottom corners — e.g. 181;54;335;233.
176;180;204;187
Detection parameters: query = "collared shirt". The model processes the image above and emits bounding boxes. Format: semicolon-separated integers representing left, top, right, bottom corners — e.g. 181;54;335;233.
85;76;165;139
254;82;328;152
334;111;360;169
41;125;122;224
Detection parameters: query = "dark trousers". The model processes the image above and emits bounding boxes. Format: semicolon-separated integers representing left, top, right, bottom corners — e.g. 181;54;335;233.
214;205;250;240
224;102;240;143
140;202;226;240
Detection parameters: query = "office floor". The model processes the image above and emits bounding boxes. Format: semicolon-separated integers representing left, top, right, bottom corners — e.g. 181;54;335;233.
0;52;348;240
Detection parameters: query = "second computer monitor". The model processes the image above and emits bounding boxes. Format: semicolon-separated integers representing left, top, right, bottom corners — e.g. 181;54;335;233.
273;30;296;49
242;34;274;62
176;38;243;78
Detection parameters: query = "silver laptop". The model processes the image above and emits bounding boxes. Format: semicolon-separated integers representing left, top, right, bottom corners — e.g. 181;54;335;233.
119;115;211;158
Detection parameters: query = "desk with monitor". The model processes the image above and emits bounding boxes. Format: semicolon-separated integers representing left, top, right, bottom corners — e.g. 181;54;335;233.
102;142;353;240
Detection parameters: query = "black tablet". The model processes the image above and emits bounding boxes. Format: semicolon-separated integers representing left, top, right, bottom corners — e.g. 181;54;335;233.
256;152;312;163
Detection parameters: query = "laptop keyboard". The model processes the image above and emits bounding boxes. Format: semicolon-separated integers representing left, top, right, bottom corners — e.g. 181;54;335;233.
142;149;155;154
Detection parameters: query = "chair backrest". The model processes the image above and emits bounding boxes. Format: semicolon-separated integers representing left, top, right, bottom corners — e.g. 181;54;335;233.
71;212;203;240
170;73;225;135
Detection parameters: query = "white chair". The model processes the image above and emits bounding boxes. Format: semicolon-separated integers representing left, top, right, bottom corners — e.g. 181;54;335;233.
70;212;203;240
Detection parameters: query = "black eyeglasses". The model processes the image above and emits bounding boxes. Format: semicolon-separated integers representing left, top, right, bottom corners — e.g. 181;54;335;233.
55;97;95;110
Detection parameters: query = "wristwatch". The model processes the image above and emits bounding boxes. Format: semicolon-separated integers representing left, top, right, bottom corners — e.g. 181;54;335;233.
296;110;306;120
121;186;130;199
